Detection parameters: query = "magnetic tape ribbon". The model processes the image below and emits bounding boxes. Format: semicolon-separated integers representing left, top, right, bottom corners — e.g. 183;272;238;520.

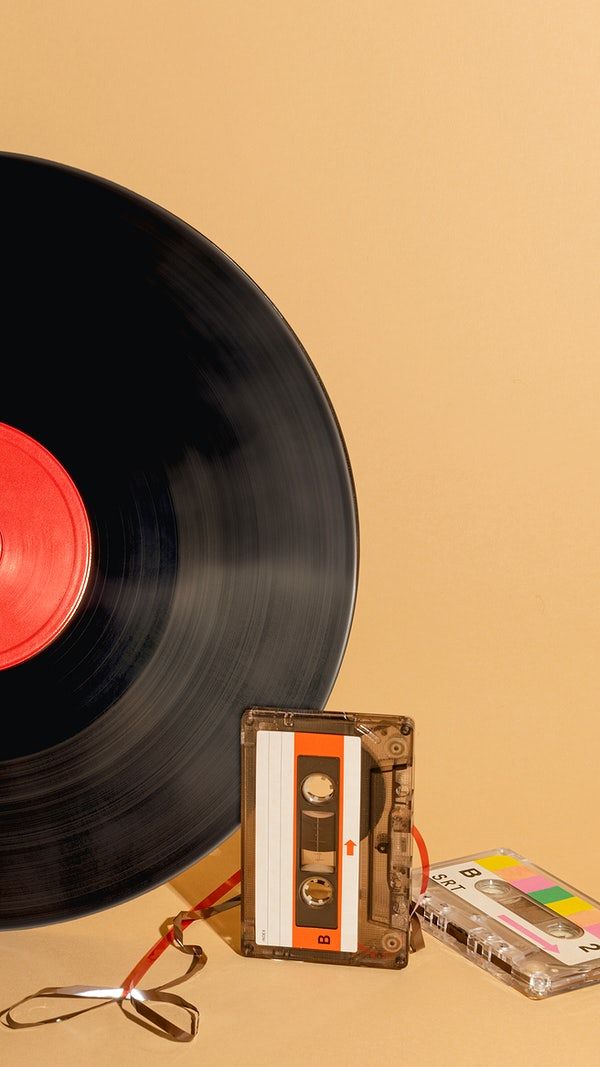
409;823;430;953
412;823;430;900
1;874;241;1043
1;828;429;1042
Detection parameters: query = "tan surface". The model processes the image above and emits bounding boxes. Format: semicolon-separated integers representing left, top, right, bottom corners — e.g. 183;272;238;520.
2;1;600;1063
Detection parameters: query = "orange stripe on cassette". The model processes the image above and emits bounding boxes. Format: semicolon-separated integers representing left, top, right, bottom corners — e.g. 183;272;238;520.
292;732;344;952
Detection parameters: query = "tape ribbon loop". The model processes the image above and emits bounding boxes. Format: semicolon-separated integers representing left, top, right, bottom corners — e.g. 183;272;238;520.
1;825;429;1042
0;897;241;1043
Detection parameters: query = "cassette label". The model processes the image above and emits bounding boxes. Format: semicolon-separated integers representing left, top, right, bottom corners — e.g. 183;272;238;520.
255;729;360;952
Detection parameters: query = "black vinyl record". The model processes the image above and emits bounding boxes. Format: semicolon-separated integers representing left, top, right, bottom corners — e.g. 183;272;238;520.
0;154;358;928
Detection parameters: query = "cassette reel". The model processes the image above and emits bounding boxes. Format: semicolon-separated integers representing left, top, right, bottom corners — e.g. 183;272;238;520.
241;707;415;969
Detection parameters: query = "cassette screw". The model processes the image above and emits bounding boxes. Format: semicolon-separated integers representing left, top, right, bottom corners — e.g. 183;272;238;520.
400;723;412;736
376;838;389;854
529;973;551;997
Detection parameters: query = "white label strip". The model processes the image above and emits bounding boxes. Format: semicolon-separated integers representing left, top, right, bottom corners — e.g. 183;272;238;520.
340;735;361;952
254;730;294;947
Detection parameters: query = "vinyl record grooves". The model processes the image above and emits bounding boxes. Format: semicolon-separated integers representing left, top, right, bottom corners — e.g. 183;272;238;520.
0;154;358;928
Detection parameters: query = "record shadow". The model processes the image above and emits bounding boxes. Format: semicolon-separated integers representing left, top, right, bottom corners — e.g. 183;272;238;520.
169;830;241;954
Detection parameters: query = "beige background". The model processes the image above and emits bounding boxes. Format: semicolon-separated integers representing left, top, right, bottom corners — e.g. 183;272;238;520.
2;1;600;1063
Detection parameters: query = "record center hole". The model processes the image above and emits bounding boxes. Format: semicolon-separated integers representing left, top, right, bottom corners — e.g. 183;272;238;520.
301;773;335;804
300;877;334;908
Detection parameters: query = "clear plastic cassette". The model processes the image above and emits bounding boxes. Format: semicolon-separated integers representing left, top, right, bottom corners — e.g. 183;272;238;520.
241;707;415;969
413;848;600;998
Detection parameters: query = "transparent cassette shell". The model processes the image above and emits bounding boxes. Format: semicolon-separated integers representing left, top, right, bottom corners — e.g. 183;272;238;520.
413;848;600;998
241;707;415;969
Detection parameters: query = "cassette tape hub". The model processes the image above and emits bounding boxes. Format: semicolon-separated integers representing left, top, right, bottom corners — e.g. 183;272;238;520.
241;708;415;969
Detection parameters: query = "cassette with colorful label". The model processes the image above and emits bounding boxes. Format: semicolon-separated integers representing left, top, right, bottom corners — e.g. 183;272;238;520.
414;848;600;997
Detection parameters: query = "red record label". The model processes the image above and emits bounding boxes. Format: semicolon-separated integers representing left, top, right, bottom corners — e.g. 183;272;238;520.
0;423;91;670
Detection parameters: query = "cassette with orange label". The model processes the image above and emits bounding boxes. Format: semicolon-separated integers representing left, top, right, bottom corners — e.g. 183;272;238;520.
241;707;415;968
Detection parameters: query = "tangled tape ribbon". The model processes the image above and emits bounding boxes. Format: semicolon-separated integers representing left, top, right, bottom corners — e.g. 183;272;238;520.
1;828;429;1042
1;876;242;1043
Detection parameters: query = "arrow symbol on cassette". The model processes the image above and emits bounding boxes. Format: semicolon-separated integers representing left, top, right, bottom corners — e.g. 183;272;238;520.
498;914;559;953
345;840;357;857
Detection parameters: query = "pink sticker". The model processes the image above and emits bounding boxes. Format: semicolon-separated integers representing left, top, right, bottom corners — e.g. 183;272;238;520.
512;875;555;893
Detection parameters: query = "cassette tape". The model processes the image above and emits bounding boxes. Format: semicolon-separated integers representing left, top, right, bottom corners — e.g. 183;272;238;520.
241;707;415;968
413;848;600;998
